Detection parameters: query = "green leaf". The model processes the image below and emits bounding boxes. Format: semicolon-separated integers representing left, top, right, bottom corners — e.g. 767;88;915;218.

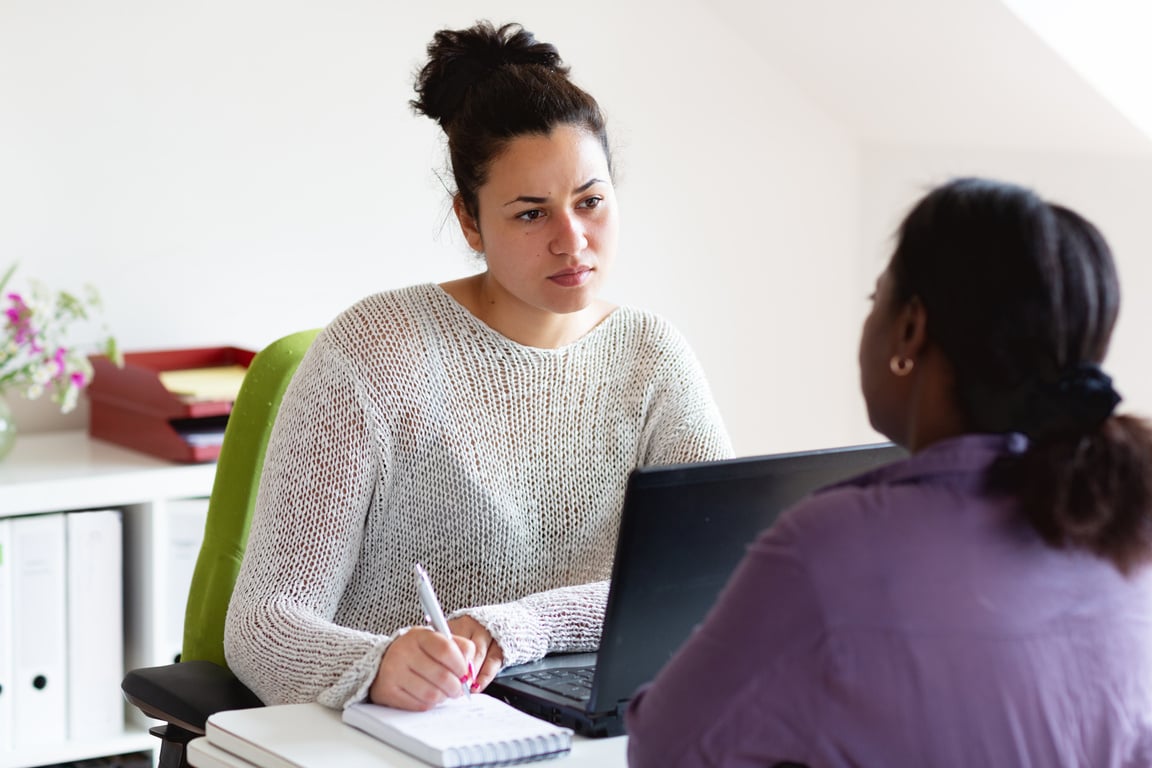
105;336;123;366
0;263;15;295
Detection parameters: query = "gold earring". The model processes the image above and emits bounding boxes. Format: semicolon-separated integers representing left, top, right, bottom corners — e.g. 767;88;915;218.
890;356;914;376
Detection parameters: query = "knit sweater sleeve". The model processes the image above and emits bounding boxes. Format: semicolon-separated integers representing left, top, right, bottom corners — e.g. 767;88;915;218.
224;331;390;708
451;316;733;666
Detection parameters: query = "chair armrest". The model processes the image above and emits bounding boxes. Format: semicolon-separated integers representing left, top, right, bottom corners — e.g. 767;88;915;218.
122;660;264;735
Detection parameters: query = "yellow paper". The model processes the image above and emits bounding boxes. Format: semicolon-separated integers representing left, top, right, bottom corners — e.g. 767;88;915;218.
159;364;248;402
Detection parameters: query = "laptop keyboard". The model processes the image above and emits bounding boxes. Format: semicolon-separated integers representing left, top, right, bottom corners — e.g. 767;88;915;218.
514;667;594;704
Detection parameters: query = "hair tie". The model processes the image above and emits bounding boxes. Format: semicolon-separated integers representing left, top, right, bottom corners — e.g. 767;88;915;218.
1024;363;1121;439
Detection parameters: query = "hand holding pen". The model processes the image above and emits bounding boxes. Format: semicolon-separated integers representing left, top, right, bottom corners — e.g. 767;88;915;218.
414;563;475;699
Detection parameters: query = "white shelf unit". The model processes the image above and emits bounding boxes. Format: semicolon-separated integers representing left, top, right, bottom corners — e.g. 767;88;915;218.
0;430;216;768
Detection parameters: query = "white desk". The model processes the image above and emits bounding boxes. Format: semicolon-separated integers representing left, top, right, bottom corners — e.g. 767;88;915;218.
186;702;628;768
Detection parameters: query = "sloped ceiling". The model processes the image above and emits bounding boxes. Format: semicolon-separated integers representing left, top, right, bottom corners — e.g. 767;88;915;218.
1001;0;1152;143
704;0;1152;154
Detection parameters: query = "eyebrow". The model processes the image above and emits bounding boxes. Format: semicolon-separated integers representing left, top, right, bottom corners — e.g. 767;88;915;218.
503;178;606;207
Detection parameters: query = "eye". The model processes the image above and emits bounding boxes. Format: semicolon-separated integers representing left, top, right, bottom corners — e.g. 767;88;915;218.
516;209;545;222
578;196;603;210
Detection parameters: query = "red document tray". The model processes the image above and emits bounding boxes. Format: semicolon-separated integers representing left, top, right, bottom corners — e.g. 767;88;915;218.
87;346;256;463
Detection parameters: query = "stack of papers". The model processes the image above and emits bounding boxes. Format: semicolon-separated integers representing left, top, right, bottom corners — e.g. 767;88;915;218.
159;365;248;403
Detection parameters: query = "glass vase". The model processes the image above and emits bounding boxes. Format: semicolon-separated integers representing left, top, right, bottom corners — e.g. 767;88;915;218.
0;392;16;461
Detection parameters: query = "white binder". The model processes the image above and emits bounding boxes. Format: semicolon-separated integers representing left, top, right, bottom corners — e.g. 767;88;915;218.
0;519;13;752
163;497;209;664
66;509;125;741
10;513;67;748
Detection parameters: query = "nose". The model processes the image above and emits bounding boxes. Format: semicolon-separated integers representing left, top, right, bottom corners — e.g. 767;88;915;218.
549;211;588;256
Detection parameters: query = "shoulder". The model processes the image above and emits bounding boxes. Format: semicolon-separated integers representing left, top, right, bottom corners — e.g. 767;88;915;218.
318;284;454;351
293;284;458;384
761;438;1017;576
606;305;684;338
595;306;701;363
329;284;441;330
769;483;884;550
773;435;1020;544
761;455;926;563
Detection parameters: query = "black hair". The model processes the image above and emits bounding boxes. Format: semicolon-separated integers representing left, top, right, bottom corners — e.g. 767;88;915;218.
411;20;611;219
889;176;1152;574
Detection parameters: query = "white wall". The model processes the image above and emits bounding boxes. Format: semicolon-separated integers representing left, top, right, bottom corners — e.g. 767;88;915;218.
0;0;867;454
4;1;1150;456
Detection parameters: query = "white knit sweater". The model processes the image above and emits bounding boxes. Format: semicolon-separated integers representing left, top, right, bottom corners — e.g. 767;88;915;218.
224;283;732;709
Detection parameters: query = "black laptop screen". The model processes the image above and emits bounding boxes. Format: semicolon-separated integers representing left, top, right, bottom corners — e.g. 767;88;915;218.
589;442;906;711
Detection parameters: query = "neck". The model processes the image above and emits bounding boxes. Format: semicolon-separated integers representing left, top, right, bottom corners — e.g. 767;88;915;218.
440;274;610;349
901;350;967;453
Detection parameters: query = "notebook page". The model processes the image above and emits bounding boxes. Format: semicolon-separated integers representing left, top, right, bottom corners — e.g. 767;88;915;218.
343;694;572;767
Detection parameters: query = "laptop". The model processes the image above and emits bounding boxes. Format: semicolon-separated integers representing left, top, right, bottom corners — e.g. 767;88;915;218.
485;442;906;737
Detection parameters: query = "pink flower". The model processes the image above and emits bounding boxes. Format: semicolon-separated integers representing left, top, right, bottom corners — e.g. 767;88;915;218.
1;264;118;414
5;293;36;346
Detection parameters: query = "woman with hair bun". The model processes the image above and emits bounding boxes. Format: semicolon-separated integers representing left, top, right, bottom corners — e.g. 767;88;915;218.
627;177;1152;767
223;20;731;712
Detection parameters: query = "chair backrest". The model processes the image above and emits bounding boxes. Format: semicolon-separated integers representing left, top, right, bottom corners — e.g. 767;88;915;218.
179;329;320;667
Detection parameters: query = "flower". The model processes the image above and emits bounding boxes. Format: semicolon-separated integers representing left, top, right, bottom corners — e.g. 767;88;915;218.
0;263;121;413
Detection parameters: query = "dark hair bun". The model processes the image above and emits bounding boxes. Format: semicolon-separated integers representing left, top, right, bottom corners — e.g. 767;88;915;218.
412;21;569;126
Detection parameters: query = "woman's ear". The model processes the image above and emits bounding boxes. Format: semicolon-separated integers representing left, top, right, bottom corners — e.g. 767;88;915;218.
454;196;484;253
895;296;928;359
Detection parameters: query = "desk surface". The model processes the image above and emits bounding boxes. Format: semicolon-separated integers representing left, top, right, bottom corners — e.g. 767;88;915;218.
187;702;628;768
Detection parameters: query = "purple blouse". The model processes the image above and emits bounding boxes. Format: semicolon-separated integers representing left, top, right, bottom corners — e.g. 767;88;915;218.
626;434;1152;767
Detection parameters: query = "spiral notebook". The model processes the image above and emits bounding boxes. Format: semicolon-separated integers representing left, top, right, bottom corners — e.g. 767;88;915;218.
342;695;572;767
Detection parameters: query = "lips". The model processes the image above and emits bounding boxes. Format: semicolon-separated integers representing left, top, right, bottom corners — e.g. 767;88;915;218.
548;266;593;288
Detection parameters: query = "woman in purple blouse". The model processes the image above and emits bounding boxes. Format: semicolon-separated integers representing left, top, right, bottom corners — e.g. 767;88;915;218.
626;177;1152;767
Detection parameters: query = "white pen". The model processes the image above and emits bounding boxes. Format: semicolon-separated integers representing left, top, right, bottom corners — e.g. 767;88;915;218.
414;563;473;699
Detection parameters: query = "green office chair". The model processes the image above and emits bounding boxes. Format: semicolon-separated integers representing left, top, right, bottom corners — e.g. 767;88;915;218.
121;328;320;768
